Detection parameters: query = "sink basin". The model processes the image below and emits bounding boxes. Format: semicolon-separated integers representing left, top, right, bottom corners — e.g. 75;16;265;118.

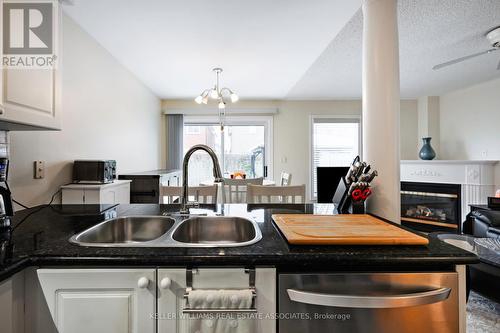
70;216;175;246
70;214;261;247
172;216;261;246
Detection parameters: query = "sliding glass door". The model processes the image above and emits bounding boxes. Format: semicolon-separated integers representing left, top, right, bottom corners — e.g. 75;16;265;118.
183;116;272;186
183;124;222;186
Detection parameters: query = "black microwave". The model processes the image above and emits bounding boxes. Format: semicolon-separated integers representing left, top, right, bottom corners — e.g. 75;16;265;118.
73;160;116;184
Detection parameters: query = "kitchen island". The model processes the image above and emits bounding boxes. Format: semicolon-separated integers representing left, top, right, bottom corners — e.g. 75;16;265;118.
0;204;477;333
1;203;476;279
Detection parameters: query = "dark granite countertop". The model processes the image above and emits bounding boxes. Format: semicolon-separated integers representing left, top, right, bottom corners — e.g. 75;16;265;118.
0;204;477;282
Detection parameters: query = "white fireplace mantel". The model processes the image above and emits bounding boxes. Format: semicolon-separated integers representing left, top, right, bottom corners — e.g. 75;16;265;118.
401;160;499;221
401;160;498;185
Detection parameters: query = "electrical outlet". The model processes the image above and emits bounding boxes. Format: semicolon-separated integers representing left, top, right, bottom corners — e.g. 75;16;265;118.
481;150;488;158
34;161;44;179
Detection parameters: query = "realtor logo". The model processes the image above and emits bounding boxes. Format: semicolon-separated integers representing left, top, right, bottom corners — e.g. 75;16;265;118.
2;0;58;68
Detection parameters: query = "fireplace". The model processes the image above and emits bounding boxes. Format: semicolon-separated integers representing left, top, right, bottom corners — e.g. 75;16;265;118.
401;182;461;233
401;160;499;232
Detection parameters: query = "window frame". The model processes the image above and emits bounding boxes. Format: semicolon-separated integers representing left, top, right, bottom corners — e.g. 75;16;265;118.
309;114;362;201
183;115;274;180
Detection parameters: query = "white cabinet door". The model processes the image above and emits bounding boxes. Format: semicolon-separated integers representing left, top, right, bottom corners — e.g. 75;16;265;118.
0;0;62;130
116;183;131;204
98;183;130;204
61;182;131;205
61;189;85;204
2;68;61;129
157;268;276;333
83;189;101;204
37;269;156;333
100;187;117;204
157;268;187;333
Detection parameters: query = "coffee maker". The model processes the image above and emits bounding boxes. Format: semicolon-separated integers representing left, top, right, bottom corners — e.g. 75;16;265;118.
0;158;13;228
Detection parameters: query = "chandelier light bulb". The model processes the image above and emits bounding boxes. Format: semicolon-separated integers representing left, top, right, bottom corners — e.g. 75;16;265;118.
230;93;239;103
210;89;219;99
195;68;236;131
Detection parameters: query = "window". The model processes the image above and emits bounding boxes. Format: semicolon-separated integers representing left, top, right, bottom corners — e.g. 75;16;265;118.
183;116;272;186
185;126;201;134
311;116;361;198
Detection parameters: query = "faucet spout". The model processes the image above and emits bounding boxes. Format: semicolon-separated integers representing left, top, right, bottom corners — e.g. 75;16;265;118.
180;144;223;214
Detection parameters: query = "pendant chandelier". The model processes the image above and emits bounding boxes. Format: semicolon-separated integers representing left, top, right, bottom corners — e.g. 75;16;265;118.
194;68;238;131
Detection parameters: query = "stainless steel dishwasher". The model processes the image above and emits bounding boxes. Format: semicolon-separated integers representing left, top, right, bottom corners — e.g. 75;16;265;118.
279;272;458;333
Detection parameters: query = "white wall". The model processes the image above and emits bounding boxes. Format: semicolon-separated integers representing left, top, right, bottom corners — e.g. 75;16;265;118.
400;101;419;159
8;14;162;208
273;100;361;199
163;99;418;199
417;96;440;157
440;77;500;160
439;77;500;184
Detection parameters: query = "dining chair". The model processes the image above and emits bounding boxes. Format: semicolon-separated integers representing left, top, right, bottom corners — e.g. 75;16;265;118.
280;172;292;186
247;184;306;204
160;185;218;204
222;178;264;203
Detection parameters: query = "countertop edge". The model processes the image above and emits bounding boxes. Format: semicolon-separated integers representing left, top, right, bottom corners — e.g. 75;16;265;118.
0;253;478;283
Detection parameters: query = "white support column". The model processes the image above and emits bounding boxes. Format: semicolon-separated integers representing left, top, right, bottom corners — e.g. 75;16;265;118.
362;0;401;222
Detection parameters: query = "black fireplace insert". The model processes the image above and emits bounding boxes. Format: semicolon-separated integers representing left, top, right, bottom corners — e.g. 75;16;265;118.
401;182;461;233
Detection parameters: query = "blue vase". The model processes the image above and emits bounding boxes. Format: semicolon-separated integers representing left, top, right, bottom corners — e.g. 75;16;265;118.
419;137;436;160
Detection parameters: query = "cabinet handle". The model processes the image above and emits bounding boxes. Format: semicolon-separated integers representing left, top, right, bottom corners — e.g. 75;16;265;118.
160;277;172;289
137;277;150;289
287;287;451;309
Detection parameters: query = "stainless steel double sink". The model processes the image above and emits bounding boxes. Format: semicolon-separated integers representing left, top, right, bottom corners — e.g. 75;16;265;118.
69;215;262;247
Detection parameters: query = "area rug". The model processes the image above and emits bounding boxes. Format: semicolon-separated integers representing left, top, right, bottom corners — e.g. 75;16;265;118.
467;291;500;332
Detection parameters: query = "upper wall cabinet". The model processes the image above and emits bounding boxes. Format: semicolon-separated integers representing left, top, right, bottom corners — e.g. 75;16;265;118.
0;0;62;131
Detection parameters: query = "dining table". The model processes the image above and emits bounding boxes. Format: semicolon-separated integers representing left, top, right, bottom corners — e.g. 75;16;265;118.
200;179;276;187
199;179;276;203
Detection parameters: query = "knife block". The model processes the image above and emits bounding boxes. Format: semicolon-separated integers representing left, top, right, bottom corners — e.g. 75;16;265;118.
337;177;352;214
351;200;366;214
337;177;366;214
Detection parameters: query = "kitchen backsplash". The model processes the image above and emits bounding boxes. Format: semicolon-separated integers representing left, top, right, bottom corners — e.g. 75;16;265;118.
0;131;9;158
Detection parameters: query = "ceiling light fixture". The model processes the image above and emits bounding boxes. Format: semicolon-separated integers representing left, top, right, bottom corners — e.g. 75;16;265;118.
194;68;238;131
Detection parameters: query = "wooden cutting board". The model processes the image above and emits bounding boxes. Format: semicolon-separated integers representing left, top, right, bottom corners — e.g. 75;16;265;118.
272;214;429;245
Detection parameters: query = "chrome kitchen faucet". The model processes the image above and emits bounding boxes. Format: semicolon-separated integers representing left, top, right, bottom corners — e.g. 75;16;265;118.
180;144;223;214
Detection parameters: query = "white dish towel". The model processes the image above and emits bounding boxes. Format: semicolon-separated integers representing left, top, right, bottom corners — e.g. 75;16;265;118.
187;289;255;333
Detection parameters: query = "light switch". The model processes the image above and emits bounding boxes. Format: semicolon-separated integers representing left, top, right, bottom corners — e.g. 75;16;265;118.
34;161;44;179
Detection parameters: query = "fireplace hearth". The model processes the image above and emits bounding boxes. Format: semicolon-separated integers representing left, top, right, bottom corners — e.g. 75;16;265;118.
401;182;461;233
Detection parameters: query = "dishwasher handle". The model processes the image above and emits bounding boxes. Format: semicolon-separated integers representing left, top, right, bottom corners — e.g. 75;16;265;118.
287;287;451;309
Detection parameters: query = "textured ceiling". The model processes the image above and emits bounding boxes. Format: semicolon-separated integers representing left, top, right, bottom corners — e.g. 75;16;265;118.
64;0;500;100
288;0;500;99
63;0;361;99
